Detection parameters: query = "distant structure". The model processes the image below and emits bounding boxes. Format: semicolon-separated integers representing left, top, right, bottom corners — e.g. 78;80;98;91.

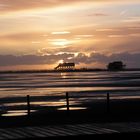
54;62;75;70
107;61;125;71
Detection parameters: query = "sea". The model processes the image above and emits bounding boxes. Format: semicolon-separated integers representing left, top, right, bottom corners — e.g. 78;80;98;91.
0;71;140;116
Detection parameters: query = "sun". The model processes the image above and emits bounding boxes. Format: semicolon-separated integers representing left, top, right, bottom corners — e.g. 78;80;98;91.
58;59;64;64
50;39;71;47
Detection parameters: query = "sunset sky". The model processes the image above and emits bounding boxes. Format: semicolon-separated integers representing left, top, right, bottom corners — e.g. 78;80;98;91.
0;0;140;70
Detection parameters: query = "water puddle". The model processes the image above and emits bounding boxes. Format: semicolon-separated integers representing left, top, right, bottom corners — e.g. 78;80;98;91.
58;107;87;111
1;110;36;117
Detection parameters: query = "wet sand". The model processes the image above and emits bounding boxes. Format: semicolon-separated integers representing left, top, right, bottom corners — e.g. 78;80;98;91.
1;97;140;129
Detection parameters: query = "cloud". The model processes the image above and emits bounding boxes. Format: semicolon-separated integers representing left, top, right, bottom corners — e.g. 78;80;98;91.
0;0;139;13
0;0;90;13
88;13;108;17
110;38;140;53
108;35;128;38
0;52;140;68
0;53;74;66
122;17;140;23
0;32;42;41
71;52;140;68
51;31;71;35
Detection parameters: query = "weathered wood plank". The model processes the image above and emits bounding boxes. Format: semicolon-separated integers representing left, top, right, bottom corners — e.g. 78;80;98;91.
0;122;140;139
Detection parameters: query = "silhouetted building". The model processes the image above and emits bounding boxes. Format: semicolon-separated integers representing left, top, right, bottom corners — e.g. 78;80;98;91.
107;61;125;71
55;62;75;70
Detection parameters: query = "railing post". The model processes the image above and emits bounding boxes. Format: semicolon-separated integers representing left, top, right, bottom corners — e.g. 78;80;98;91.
27;95;30;117
66;92;69;114
107;93;110;114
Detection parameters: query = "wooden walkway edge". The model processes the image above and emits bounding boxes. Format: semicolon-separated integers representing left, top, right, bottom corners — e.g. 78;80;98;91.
0;122;140;139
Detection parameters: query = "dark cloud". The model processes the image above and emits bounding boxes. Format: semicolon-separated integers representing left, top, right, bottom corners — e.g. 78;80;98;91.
66;52;140;68
0;53;74;66
0;52;140;68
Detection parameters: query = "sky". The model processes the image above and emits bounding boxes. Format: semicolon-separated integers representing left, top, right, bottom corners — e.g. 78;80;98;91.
0;0;140;70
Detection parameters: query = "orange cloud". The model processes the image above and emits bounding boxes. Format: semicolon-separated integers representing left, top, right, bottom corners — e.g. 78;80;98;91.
0;0;139;13
0;0;89;13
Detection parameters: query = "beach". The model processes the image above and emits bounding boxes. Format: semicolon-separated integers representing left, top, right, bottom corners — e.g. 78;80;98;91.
0;71;140;127
1;94;140;129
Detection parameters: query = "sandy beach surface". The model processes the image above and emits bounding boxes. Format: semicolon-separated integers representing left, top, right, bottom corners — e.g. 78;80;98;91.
1;97;140;128
0;93;140;139
0;71;140;139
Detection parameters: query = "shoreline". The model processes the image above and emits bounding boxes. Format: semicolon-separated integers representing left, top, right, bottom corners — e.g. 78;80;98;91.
0;68;140;74
0;70;140;129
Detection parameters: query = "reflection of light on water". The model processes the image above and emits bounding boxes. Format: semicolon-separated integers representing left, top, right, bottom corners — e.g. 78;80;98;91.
58;107;87;111
111;96;140;100
31;100;78;106
60;73;67;79
2;110;36;117
4;102;26;106
31;101;65;106
1;86;140;98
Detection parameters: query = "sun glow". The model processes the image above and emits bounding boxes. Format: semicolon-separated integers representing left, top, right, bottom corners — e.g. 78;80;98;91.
51;31;71;35
50;39;71;46
58;59;64;64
